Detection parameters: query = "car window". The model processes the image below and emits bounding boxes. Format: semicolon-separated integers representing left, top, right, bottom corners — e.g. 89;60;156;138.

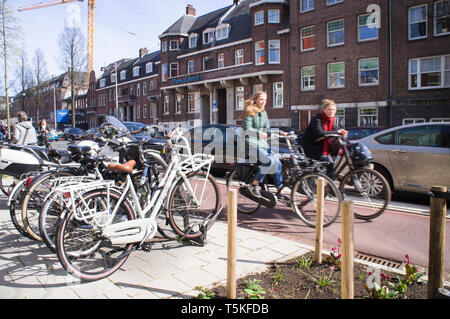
376;132;394;145
397;125;442;147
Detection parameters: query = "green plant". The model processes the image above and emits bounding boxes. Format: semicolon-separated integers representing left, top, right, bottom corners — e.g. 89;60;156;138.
296;256;312;269
316;272;335;288
327;238;342;268
243;279;266;299
364;272;399;299
272;269;284;285
403;254;425;285
194;286;216;299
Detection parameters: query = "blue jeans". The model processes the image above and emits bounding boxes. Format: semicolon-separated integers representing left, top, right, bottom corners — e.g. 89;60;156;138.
254;147;283;188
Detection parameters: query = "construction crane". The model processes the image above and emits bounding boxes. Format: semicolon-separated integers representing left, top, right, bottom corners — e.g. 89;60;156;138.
18;0;95;79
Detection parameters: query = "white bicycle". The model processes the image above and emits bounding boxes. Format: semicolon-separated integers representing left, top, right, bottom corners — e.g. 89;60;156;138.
54;127;222;281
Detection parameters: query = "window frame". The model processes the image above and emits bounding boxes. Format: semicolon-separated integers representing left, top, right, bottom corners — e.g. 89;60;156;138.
327;19;345;47
300;0;314;13
189;33;198;48
358;107;378;126
300;25;315;51
327;0;343;5
218;53;225;68
255;10;264;26
187;60;195;74
170;40;179;51
133;66;140;77
301;65;316;91
120;70;127;80
358;12;379;42
268;40;280;64
358;57;379;87
235;49;244;65
408;54;450;89
327;61;345;89
235;87;244;110
145;62;153;74
434;0;450;36
188;92;196;113
255;40;265;65
408;4;428;40
268;9;280;23
169;62;179;78
273;82;283;109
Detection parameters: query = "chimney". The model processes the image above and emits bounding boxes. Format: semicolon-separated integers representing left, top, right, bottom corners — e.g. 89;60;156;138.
186;4;196;16
139;47;148;58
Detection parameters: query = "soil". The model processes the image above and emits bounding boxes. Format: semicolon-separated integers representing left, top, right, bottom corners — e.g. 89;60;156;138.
198;252;429;299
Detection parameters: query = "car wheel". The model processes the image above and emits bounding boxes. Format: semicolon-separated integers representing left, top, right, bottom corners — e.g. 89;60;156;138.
373;164;394;192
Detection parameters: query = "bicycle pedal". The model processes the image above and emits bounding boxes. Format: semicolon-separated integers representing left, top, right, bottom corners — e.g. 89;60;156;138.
141;242;152;252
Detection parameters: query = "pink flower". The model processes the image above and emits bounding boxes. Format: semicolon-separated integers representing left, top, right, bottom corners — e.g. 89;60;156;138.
337;238;342;245
404;254;410;264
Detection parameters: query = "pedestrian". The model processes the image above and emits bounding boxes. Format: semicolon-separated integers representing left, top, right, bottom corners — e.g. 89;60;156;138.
39;118;49;135
12;111;38;145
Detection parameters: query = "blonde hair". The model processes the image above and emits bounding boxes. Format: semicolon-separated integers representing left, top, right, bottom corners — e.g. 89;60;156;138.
320;99;336;111
17;111;27;122
241;91;267;119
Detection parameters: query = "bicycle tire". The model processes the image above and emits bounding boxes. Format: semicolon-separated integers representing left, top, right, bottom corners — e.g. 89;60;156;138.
0;174;18;196
226;169;261;214
9;179;36;240
339;167;391;220
21;170;75;241
291;172;342;227
55;188;135;282
167;170;221;239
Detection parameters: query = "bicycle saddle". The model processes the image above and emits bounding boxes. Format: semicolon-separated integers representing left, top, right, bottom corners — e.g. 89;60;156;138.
107;160;136;174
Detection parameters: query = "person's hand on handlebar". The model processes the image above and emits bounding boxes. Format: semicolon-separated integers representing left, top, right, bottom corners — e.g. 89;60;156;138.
337;129;348;136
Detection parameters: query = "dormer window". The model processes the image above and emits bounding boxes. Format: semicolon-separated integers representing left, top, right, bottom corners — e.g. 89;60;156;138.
161;41;167;52
120;70;127;80
170;40;179;51
111;73;116;83
133;66;140;77
189;33;198;48
146;62;153;73
216;23;230;41
203;28;215;44
99;78;106;88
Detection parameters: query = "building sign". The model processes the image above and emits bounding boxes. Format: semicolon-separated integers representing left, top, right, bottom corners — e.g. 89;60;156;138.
172;74;200;85
56;110;70;123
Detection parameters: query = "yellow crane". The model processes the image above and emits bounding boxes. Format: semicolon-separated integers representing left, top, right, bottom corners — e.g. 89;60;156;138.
18;0;95;78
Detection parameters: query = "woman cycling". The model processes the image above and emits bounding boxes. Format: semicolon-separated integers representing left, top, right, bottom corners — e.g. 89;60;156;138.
241;91;287;198
302;99;347;174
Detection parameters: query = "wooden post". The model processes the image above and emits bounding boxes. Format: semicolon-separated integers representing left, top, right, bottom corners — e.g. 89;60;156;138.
341;200;354;299
227;189;237;299
428;186;447;299
314;177;325;264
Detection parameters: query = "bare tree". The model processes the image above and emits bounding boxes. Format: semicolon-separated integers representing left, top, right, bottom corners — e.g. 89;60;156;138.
30;47;48;123
0;0;21;137
15;49;32;112
57;25;86;128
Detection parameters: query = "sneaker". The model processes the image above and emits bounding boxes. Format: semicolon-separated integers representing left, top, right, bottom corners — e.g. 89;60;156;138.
276;187;290;202
250;184;262;197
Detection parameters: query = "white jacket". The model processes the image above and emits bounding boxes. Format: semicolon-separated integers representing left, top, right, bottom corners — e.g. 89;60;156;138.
13;121;38;145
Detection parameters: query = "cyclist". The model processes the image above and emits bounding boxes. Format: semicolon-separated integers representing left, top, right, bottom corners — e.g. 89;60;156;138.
12;111;38;145
302;99;347;174
241;91;287;199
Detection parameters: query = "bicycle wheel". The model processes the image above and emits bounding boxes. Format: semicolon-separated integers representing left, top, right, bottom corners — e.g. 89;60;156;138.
226;169;261;214
21;170;75;241
0;174;19;196
167;170;221;239
9;178;36;240
56;188;135;282
339;167;391;220
291;172;342;227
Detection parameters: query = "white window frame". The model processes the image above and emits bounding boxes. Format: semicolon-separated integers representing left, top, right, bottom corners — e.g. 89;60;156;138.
402;118;426;125
187;60;194;74
327;0;343;5
202;56;209;71
145;62;153;74
268;40;280;64
99;78;106;88
235;49;244;65
300;0;314;13
137;105;141;120
327;61;345;89
255;40;265;65
218;53;225;68
111;73;116;83
300;25;315;51
327;19;345;47
136;83;140;96
235;87;244;110
143;104;147;118
358;13;379;42
358;57;379;86
335;109;345;127
142;82;147;96
163;96;169;114
161;63;168;82
120;70;127;80
255;10;264;26
268;9;280;23
175;94;182;114
358;107;378;126
273;82;283;109
170;63;179;78
189;34;197;48
133;66;140;77
203;28;215;44
434;0;450;36
188;92;195;113
408;55;450;89
216;24;230;41
161;40;167;52
430;118;450;122
408;4;428;40
301;65;316;91
170;40;179;51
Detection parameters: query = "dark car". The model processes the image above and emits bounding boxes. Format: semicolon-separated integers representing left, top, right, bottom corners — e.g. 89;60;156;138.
63;127;84;140
82;127;100;140
182;124;292;171
346;126;386;140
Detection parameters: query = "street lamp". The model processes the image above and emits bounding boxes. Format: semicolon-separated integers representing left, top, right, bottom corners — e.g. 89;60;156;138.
114;62;119;119
52;76;57;130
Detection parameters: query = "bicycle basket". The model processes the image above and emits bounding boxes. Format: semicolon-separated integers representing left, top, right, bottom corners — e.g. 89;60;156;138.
348;142;373;167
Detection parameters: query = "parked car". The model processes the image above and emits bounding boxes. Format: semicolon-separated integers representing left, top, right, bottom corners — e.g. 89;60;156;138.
356;122;450;194
182;124;292;171
346;126;386;140
82;127;100;140
47;129;59;141
63;127;84;140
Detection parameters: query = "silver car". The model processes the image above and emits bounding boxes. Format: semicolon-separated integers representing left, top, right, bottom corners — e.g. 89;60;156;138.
357;122;450;193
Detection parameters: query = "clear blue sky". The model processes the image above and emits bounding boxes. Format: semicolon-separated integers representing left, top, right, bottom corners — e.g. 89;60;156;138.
10;0;229;94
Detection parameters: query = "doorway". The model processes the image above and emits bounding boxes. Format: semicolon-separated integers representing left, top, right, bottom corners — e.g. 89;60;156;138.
201;95;210;125
217;88;227;124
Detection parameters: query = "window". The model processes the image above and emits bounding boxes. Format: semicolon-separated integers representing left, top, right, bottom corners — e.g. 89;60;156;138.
301;65;315;91
203;28;214;44
202;56;209;71
216;24;230;40
255;11;264;25
120;70;127;80
170;40;179;51
358;107;378;126
255;41;265;65
218;53;225;68
133;67;140;77
188;93;195;112
434;0;450;36
149;80;154;91
268;9;280;23
335;109;345;127
143;82;147;96
402;118;425;125
300;25;315;51
137;105;141;120
359;58;379;86
161;41;167;52
145;62;153;73
409;4;427;40
136;83;140;96
99;78;105;88
358;13;379;41
235;49;244;65
189;34;197;48
268;40;280;64
327;0;343;5
175;94;182;114
300;0;314;12
430;118;450;122
143;105;147;118
235;87;244;110
397;125;443;147
163;96;169;114
170;63;179;78
328;61;345;88
111;73;116;83
327;19;344;46
409;55;450;89
273;82;283;108
187;60;195;74
161;63;168;82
